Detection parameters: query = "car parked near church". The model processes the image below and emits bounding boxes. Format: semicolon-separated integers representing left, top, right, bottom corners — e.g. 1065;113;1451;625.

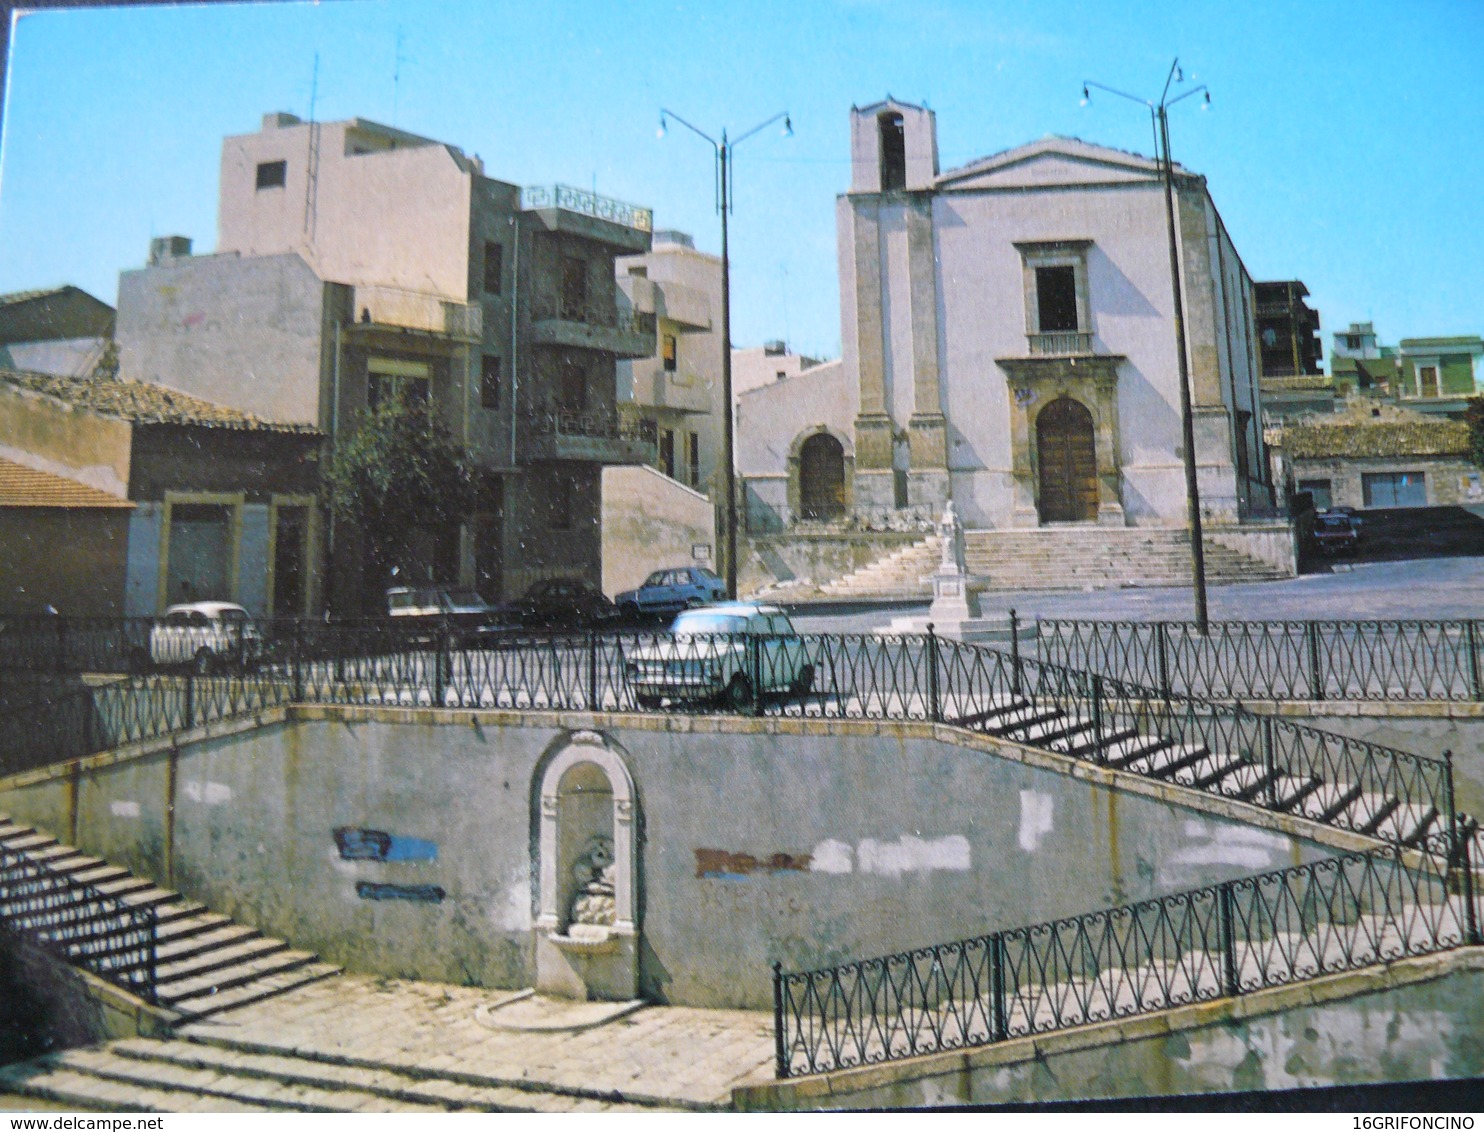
614;566;727;622
623;602;815;709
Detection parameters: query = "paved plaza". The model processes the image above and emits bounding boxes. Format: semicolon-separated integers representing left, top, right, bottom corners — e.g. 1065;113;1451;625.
790;555;1484;635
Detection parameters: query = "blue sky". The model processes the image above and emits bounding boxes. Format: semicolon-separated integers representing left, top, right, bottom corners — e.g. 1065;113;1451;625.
1;0;1480;362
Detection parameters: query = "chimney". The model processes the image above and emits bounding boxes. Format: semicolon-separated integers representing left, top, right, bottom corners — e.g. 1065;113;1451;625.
148;236;193;266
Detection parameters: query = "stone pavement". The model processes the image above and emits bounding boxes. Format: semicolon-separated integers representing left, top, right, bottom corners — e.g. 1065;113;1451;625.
176;973;777;1110
791;555;1484;635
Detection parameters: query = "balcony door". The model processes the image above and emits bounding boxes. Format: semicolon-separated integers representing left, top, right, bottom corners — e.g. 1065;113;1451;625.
1036;397;1098;523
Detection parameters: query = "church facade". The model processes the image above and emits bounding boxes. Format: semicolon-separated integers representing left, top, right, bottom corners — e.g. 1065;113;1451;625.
742;99;1277;553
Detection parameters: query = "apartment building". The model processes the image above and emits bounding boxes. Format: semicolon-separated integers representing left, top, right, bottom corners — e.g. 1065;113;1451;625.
117;113;655;612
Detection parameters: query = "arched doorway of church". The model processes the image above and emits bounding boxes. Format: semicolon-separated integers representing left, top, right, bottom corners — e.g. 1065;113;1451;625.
799;433;846;521
1036;397;1098;523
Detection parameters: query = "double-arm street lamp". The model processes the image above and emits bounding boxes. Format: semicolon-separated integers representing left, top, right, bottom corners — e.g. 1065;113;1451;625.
1081;60;1212;633
658;108;792;600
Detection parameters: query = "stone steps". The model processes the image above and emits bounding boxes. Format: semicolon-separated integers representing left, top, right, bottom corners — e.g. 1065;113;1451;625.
944;701;1435;845
0;815;341;1023
0;1034;692;1113
820;537;942;597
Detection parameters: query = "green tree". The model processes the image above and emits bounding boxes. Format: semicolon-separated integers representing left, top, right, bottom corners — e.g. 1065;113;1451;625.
324;389;478;604
1466;396;1484;471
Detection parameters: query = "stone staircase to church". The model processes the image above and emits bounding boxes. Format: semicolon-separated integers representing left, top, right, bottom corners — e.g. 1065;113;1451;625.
0;815;341;1023
964;527;1290;592
818;536;942;599
1;1036;680;1113
814;528;1287;601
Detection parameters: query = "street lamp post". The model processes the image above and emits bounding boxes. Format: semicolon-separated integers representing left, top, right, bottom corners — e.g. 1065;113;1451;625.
659;108;792;600
1082;60;1212;634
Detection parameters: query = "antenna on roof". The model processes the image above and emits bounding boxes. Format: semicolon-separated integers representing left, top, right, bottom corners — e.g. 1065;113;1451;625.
303;53;321;241
392;27;407;127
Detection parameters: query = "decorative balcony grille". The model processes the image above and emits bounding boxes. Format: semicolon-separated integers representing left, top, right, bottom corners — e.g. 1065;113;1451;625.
530;296;651;336
1027;331;1094;356
521;184;654;233
526;409;650;443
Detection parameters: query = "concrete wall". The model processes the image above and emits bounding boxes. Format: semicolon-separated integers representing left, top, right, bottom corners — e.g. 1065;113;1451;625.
1290;455;1483;509
0;710;1338;1012
0;337;107;378
218;117;475;303
0;508;130;616
601;465;715;598
116;252;331;427
0;385;133;499
742;949;1484;1109
738;361;853;532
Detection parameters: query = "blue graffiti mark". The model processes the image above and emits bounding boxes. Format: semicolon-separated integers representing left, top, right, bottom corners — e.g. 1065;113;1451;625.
384;836;439;862
334;828;438;862
356;881;445;904
334;828;391;860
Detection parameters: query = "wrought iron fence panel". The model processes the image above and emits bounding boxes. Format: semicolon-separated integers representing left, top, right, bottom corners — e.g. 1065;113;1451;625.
1039;619;1484;703
0;839;156;1000
776;829;1476;1077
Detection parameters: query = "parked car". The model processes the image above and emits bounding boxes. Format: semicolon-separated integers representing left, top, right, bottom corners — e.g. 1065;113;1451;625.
623;602;815;709
497;577;618;631
147;602;263;673
1312;511;1361;556
386;585;507;645
614;566;728;621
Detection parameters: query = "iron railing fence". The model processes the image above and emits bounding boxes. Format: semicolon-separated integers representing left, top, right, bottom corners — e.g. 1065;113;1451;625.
926;639;1453;848
0;629;1453;849
773;823;1482;1078
0;836;157;1002
0;671;291;777
1039;618;1484;703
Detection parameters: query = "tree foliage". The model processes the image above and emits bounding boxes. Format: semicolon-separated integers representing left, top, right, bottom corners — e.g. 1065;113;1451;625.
324;389;478;587
1466;396;1484;471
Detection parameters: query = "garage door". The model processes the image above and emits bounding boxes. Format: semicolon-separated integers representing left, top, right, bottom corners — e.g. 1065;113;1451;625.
1362;471;1427;508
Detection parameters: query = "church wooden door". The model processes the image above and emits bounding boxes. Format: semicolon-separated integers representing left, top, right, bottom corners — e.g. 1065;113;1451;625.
799;433;846;521
1036;397;1098;523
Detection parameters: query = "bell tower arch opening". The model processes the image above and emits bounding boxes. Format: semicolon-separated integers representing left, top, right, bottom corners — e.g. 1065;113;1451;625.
879;112;906;191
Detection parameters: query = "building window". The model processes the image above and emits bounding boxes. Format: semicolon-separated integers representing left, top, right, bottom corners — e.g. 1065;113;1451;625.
659;429;676;478
879;112;906;191
561;256;587;319
687;432;700;487
662;334;678;372
1418;365;1439;398
367;357;432;410
549;474;573;530
481;355;502;410
255;160;287;189
483;242;503;295
1035;266;1079;333
1016;241;1092;351
1363;471;1426;508
1298;478;1333;511
557;360;587;412
637;418;658;444
1345;334;1362;350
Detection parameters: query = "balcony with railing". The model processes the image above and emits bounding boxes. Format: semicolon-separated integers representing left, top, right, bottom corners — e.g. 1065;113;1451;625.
529;295;655;359
349;285;483;342
519;408;658;465
1027;331;1095;356
521;184;654;253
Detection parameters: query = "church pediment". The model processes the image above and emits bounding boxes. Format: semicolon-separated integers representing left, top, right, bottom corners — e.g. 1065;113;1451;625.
937;139;1166;192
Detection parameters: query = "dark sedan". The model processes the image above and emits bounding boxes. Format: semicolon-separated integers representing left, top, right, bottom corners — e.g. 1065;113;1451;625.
498;577;618;631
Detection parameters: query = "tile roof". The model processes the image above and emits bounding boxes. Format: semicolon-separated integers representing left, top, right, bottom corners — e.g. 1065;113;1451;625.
0;369;320;434
0;458;133;509
0;287;73;309
1283;418;1470;460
